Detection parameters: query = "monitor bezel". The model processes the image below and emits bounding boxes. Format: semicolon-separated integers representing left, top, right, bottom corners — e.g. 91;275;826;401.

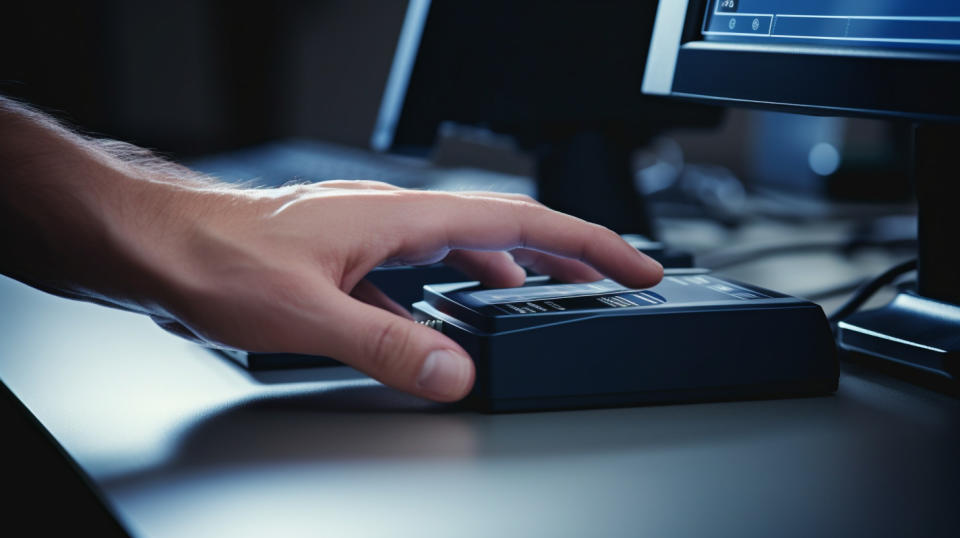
643;0;960;123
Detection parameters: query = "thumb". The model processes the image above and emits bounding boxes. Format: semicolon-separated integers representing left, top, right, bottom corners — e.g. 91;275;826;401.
313;291;475;402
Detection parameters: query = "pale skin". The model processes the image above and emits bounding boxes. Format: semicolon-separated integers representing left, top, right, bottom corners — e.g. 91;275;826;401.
0;98;663;402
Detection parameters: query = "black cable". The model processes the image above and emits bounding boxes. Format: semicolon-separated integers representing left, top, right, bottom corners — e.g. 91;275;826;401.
827;259;917;326
802;277;868;302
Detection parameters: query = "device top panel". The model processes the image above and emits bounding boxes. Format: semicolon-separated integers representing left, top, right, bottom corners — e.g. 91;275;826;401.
424;273;803;332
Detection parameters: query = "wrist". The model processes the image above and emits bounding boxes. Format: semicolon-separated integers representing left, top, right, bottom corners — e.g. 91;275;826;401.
90;170;231;316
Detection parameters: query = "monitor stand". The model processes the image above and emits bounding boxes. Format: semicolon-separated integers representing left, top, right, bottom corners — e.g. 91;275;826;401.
535;130;656;238
837;123;959;385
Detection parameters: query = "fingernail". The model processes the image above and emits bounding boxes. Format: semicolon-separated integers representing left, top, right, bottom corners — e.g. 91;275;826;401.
418;349;471;400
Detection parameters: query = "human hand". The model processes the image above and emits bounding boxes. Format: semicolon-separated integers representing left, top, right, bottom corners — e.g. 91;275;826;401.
132;180;663;402
0;98;661;402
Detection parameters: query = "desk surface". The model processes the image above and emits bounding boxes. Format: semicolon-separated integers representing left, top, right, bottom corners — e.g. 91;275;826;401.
2;237;958;537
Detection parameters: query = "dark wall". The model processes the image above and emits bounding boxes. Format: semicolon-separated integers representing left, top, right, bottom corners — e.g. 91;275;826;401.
1;0;406;158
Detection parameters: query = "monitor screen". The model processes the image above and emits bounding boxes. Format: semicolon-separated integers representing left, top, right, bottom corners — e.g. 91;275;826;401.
702;0;960;51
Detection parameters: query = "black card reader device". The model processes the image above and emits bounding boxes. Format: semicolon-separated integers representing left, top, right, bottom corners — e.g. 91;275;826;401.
219;234;693;371
413;270;838;412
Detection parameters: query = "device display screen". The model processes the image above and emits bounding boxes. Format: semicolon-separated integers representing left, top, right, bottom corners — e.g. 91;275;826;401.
451;274;771;317
702;0;960;51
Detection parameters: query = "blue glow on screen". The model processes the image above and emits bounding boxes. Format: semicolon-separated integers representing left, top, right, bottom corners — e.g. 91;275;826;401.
703;0;960;50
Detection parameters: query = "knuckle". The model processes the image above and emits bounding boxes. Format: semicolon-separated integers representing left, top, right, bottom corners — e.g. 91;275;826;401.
367;318;413;374
506;198;546;220
515;199;542;211
590;222;616;242
576;225;608;261
354;179;395;189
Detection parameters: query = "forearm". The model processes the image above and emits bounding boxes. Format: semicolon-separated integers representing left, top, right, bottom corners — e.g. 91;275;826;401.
0;97;215;312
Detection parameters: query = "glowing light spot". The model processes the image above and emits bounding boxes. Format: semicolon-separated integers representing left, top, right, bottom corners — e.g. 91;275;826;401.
808;142;841;176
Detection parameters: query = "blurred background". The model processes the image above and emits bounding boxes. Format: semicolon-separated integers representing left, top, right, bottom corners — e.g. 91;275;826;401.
3;1;405;154
2;1;912;195
2;0;919;305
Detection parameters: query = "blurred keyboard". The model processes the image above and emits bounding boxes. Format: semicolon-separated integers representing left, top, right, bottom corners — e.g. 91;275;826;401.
189;139;434;188
188;139;534;195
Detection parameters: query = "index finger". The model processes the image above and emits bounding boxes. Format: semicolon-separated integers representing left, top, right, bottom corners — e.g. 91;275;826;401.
398;192;664;289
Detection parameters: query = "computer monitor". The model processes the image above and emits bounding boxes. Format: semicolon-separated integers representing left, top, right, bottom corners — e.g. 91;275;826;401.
643;1;960;119
372;0;723;237
644;0;960;381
